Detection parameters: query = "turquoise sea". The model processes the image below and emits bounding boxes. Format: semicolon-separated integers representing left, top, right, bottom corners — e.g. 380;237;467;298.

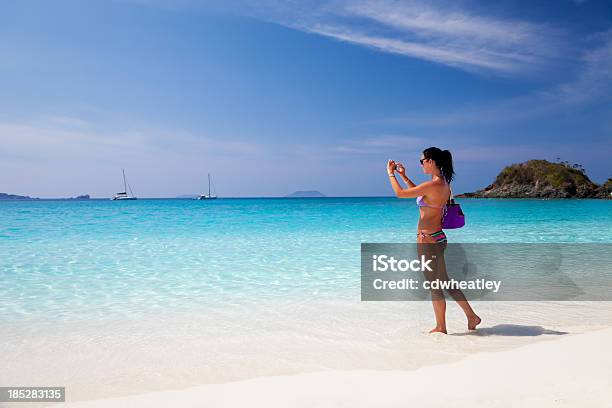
2;197;612;401
1;198;611;326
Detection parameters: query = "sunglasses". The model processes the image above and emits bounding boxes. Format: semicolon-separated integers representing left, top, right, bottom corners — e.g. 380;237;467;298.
419;158;428;165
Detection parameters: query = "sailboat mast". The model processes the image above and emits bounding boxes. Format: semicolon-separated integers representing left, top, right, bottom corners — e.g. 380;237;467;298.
122;169;127;193
208;173;211;197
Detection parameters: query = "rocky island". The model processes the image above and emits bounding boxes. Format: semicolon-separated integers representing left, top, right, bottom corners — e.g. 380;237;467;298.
0;193;91;200
0;192;38;200
458;160;611;199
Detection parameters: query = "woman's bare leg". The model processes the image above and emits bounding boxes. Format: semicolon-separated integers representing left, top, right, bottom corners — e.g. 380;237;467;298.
419;234;481;332
449;296;481;330
430;298;447;334
437;259;482;330
418;235;449;333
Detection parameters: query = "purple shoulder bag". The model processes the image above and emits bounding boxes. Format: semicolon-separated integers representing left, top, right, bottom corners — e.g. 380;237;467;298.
442;185;465;229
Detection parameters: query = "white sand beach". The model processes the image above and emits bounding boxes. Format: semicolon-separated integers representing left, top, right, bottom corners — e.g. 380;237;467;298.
3;300;607;408
56;325;612;408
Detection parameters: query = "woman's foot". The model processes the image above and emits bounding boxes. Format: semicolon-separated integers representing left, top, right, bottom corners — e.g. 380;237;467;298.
467;314;482;330
429;326;447;334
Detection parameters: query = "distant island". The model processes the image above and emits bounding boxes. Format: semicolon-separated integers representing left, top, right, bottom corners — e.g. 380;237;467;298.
0;192;38;200
285;190;326;198
0;193;91;200
458;159;611;199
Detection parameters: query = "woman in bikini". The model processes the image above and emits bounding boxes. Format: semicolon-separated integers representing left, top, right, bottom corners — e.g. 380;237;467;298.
387;147;481;334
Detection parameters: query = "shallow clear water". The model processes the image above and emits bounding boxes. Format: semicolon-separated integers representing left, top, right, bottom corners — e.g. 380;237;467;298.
2;198;612;401
1;198;611;325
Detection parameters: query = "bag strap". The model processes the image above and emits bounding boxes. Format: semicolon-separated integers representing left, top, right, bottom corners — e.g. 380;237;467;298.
442;184;451;221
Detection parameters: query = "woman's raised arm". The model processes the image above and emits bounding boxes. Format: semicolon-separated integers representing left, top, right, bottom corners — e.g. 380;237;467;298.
387;159;432;198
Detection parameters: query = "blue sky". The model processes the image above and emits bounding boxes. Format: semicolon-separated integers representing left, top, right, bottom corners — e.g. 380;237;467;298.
1;0;611;197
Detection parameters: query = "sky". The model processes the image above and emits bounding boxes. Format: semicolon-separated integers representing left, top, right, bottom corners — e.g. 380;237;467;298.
1;0;611;198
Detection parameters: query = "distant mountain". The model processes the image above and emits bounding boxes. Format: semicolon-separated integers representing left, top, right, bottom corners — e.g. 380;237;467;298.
0;193;92;200
0;192;38;200
285;190;326;198
458;160;611;199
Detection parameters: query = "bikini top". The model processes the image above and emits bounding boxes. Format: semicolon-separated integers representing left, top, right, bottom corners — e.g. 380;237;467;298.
416;196;445;209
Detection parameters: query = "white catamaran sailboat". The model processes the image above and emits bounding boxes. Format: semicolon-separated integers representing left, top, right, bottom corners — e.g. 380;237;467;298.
198;173;217;200
112;169;137;200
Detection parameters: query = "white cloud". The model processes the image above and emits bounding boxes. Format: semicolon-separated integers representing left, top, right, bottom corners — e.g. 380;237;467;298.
122;0;568;75
264;0;568;75
369;30;612;126
305;24;519;72
548;30;612;106
329;134;425;155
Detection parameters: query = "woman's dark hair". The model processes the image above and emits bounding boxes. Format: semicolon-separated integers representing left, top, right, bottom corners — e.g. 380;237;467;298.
423;147;454;183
